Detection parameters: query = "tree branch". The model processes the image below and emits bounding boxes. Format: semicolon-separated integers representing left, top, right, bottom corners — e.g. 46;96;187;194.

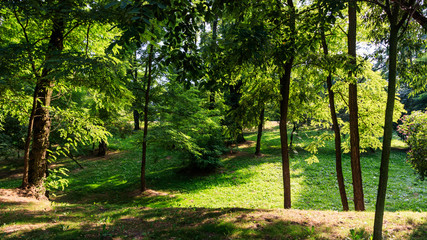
13;9;40;78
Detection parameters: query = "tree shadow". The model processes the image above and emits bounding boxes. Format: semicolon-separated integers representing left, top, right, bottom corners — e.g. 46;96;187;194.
1;205;329;240
410;221;427;240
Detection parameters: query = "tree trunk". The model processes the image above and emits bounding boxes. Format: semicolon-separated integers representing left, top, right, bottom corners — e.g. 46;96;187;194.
279;0;296;210
98;140;107;156
280;59;293;209
289;122;298;151
141;44;154;192
21;85;38;188
373;7;401;240
320;24;349;211
28;80;53;198
255;106;265;156
348;0;365;211
133;109;140;130
27;15;65;198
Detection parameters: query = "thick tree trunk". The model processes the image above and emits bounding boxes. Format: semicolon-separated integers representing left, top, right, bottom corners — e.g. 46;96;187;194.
141;44;154;192
133;110;140;130
348;0;365;211
280;59;293;209
373;10;400;240
28;80;53;198
27;15;64;198
255;106;265;156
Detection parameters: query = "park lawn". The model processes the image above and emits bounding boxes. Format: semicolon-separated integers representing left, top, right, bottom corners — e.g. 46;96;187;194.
0;123;426;239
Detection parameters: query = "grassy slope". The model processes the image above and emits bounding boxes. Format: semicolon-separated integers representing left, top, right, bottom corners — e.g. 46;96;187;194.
0;124;426;239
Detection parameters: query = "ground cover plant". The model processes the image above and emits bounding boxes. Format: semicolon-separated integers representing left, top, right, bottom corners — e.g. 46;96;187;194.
1;123;426;239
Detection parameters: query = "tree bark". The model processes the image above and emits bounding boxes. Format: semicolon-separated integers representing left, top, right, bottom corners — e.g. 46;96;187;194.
141;44;154;192
280;59;293;209
289;122;298;151
320;21;349;211
373;6;401;239
98;140;107;156
255;106;265;156
27;14;65;198
279;0;296;209
133;109;140;130
348;0;365;211
28;80;53;198
21;85;38;188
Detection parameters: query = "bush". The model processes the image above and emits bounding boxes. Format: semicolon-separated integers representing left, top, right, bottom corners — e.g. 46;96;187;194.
397;110;427;180
147;82;227;172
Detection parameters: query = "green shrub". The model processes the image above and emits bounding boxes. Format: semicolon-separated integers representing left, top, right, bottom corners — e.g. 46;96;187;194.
147;82;227;171
397;110;427;180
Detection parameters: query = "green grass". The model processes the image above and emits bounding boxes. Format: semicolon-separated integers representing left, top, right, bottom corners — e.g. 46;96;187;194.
0;124;426;239
43;126;424;212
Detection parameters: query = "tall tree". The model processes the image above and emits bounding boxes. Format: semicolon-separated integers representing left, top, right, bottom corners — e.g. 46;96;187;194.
348;0;365;211
320;28;349;211
363;0;413;238
1;0;128;197
141;44;154;192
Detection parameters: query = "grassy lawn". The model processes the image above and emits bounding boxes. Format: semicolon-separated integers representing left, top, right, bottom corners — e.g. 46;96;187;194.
1;123;426;239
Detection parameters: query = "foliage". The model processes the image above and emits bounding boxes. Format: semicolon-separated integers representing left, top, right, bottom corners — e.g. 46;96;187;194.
45;167;69;195
147;81;227;171
397;110;427;180
0;116;26;159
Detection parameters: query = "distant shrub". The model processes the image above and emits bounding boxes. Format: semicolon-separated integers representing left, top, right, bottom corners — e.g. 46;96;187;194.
147;82;227;172
397;110;427;180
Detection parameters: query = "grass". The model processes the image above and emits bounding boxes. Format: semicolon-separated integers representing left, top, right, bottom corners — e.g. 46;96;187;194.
0;123;426;239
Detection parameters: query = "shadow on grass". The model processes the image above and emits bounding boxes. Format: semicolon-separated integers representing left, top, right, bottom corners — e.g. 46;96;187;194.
410;221;427;240
1;205;327;240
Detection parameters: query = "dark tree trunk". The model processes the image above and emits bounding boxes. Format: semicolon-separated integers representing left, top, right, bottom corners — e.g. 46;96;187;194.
321;24;349;212
28;80;53;198
141;44;154;192
27;15;65;198
280;59;293;209
348;0;365;211
373;5;403;239
236;129;246;144
21;85;38;188
133;110;140;130
255;106;265;156
98;140;107;156
289;122;298;151
279;0;296;210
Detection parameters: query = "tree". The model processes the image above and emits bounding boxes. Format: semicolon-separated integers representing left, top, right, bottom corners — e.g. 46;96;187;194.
348;0;365;211
1;0;128;198
362;0;414;238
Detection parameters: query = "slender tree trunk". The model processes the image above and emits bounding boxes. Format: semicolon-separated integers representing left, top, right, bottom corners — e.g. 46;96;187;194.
255;106;265;156
279;0;296;209
27;15;65;198
373;9;401;240
141;44;154;192
321;25;349;211
348;0;365;211
21;86;38;188
280;59;293;209
133;110;140;130
327;75;350;211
